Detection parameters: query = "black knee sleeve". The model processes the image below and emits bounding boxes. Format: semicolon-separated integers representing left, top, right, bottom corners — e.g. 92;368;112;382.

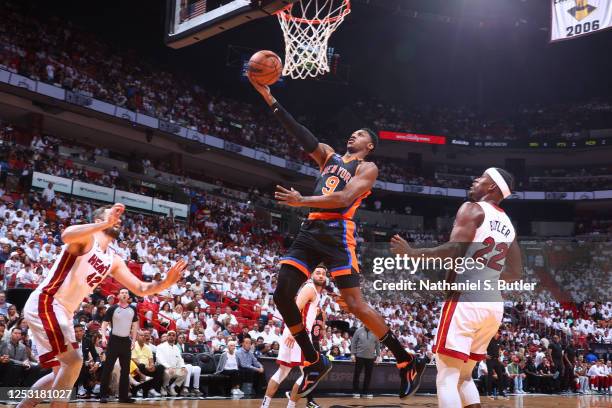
273;264;307;327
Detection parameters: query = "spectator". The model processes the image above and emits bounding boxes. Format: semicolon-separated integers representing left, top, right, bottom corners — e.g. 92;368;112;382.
548;334;564;392
235;337;264;395
75;324;101;398
574;361;589;394
563;337;577;394
0;291;12;316
219;306;238;327
536;358;557;393
477;359;488;394
507;355;526;394
3;252;23;283
351;325;381;398
176;333;202;396
15;264;36;287
175;311;192;332
486;333;508;399
131;330;163;398
41;182;55;204
215;340;243;396
212;332;227;353
185;333;210;354
155;330;188;397
0;327;34;386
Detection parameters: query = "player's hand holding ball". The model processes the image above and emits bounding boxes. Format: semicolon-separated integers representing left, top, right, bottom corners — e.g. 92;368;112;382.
247;50;282;106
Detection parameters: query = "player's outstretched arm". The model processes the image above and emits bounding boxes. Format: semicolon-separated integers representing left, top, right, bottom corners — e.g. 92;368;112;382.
390;201;484;260
248;72;334;169
275;162;378;208
110;255;187;297
62;203;124;252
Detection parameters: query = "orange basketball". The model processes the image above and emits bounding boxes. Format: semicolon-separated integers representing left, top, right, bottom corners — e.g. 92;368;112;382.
248;50;283;85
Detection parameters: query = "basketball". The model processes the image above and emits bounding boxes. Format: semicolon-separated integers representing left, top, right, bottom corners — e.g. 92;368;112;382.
248;50;283;85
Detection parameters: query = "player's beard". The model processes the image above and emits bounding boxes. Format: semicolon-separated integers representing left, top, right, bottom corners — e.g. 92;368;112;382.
103;226;121;240
313;279;326;288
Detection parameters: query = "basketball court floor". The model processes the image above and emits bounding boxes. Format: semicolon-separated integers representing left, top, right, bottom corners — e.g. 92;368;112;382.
4;395;610;408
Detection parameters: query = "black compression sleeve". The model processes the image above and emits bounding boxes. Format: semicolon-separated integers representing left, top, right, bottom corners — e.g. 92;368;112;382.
271;101;319;153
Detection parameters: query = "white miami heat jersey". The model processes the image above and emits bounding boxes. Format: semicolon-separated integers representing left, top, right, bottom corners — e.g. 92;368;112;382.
456;201;516;302
34;239;115;313
301;281;321;332
278;281;321;366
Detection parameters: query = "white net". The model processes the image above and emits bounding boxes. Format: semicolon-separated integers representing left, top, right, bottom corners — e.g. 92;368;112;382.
277;0;350;79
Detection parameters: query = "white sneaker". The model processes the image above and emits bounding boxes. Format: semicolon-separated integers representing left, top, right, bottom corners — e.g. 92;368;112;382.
168;386;178;397
161;387;168;397
149;389;161;397
135;390;143;397
365;394;373;399
78;386;87;397
353;394;361;399
93;384;101;394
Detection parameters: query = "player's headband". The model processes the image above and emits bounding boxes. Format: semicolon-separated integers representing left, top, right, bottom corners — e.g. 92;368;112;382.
485;168;511;199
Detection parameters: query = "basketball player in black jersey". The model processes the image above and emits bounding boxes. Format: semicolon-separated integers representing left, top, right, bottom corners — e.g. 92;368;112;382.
249;75;425;399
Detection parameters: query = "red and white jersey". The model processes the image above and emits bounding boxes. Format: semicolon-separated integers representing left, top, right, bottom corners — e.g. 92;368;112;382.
277;281;321;366
34;239;115;314
456;201;516;302
301;281;321;333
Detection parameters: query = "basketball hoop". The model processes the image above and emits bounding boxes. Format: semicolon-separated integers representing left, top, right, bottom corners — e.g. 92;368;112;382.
276;0;351;79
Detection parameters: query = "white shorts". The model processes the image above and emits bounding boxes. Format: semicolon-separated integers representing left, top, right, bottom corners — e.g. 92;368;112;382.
433;296;503;363
23;291;78;368
276;330;304;367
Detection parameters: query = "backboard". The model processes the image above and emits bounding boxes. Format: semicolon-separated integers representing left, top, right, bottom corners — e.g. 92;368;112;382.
165;0;299;49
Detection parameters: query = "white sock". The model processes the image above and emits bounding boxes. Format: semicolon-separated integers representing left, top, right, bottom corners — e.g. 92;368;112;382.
261;396;272;408
287;400;296;408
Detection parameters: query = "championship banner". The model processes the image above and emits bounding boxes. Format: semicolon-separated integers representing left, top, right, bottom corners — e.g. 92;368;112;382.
551;0;612;42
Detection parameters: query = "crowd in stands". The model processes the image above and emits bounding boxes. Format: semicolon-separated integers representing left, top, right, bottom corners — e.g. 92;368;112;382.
2;1;612;192
547;240;612;304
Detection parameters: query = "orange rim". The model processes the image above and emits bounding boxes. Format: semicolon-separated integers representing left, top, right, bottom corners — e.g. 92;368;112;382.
275;0;351;25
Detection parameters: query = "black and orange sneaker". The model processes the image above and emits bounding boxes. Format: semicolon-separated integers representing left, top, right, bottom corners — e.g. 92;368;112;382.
398;358;426;399
296;354;332;398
